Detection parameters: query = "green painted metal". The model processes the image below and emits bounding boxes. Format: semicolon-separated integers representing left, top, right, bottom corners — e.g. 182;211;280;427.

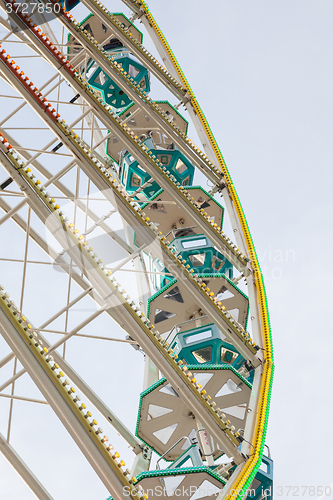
87;53;150;110
169;323;248;374
166;444;203;469
171;233;233;279
136;464;226;484
120;137;194;200
135;365;252;457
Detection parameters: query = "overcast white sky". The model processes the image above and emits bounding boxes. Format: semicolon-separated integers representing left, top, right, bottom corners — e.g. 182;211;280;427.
0;1;333;499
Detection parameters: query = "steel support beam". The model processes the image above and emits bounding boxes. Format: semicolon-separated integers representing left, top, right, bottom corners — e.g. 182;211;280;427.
0;309;139;499
71;0;186;100
0;53;257;363
0;198;144;452
0;149;245;463
0;352;15;369
0;433;54;500
0;10;247;275
36;3;226;187
0;126;131;253
0;125;259;365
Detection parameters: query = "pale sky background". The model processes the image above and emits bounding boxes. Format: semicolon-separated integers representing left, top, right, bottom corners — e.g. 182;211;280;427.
0;1;332;499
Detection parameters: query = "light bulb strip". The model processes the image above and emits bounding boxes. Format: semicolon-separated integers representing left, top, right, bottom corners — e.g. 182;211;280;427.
68;0;186;98
0;287;146;500
133;4;275;499
0;122;259;362
0;48;258;360
38;0;225;187
0;142;245;461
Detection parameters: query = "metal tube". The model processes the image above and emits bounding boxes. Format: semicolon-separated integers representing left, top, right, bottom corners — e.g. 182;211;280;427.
43;161;76;187
0;199;27;226
0;368;26;392
24;109;92;169
0;352;15;369
47;305;108;354
156;436;192;469
0;393;48;405
38;286;94;329
108;243;147;275
0;433;54;500
0;312;134;499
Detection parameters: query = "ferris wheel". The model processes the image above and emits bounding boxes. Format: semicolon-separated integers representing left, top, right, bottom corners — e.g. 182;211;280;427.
0;1;274;499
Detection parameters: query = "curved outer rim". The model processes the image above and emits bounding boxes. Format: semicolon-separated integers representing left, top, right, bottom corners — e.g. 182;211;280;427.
128;3;275;498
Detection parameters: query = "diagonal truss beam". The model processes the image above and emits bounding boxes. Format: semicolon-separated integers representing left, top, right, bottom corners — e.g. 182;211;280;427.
0;309;143;500
0;52;258;363
0;144;246;463
0;197;143;452
0;433;54;500
0;4;249;275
